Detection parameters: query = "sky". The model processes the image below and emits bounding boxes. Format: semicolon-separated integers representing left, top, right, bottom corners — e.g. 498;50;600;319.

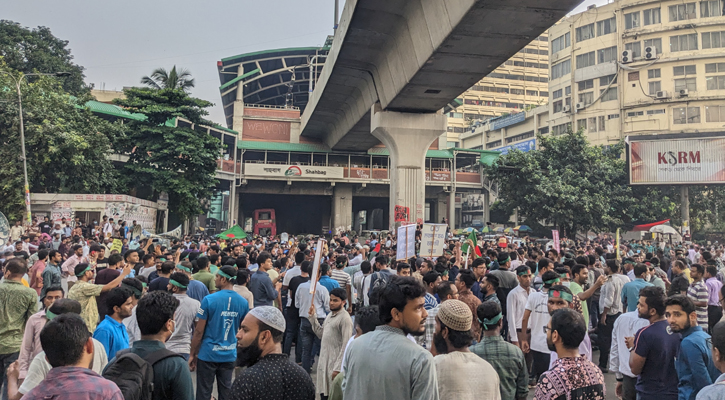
4;0;608;126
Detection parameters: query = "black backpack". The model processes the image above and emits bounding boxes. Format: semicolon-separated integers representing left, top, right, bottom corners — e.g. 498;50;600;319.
368;271;392;301
102;348;182;400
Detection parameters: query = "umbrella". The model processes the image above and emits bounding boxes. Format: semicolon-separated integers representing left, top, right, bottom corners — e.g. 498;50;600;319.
217;225;248;239
494;227;504;233
481;226;490;233
462;227;475;233
649;224;678;235
514;225;532;232
504;227;513;234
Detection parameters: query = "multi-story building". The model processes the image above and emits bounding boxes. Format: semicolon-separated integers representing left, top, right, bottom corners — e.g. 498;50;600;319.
462;0;725;150
446;35;550;147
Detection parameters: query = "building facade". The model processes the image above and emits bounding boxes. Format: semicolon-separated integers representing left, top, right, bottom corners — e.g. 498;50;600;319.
462;0;725;150
446;35;550;146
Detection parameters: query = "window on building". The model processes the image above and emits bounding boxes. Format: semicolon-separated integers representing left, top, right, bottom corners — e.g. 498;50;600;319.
675;77;697;91
540;91;549;97
644;7;662;25
647;109;666;115
552;32;571;53
706;105;725;122
608;114;620;119
449;112;463;118
649;81;662;95
669;3;698;21
670;34;698;52
648;69;661;78
526;90;539;96
577;119;588;131
598;46;618;63
553;89;563;99
599;116;606;131
553;100;563;113
701;0;723;17
702;31;725;49
643;38;663;54
538;126;550;134
552;123;572;135
673;106;700;124
625;42;642;58
625;12;641;29
579;92;594;104
551;59;571;79
576;24;595;42
673;65;697;76
588;117;598;132
576;51;596;69
627;111;645;117
486;140;502;149
565;86;572;96
600;87;618;102
600;75;617;86
705;63;725;73
578;79;594;91
510;88;525;95
597;17;617;36
707;75;725;90
565;96;572;107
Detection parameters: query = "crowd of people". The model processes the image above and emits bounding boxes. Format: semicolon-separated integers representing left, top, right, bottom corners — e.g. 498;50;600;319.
4;217;725;400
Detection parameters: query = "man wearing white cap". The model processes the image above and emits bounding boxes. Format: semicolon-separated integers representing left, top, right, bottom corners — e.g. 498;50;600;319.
432;299;501;400
232;306;315;400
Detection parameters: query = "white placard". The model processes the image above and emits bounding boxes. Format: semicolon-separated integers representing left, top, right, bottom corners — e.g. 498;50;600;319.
396;224;416;261
309;238;324;294
420;224;447;257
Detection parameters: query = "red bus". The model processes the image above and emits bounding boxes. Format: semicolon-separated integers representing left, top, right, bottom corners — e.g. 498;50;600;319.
253;209;276;237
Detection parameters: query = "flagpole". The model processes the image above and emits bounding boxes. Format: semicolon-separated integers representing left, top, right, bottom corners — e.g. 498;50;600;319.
464;246;470;269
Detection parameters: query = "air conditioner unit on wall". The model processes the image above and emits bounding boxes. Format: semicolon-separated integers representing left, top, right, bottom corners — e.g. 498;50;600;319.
622;50;632;63
644;46;657;60
679;89;689;97
655;90;669;99
576;102;586;110
563;105;571;113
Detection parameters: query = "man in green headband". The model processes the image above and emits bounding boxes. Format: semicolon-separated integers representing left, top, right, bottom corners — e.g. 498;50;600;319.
174;261;209;304
68;262;132;333
471;300;528;400
547;285;592;368
521;270;560;385
166;272;200;359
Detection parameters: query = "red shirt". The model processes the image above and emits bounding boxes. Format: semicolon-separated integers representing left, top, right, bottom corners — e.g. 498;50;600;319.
28;260;46;295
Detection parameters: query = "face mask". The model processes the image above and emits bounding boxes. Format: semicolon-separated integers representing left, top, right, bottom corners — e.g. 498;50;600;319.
563;281;570;287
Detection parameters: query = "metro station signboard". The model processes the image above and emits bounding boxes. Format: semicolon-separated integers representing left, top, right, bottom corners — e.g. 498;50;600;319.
244;163;345;179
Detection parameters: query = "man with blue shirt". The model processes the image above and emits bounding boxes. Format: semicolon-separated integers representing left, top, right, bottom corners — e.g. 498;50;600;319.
93;287;133;360
318;263;340;293
697;321;725;400
248;252;282;308
665;295;719;400
189;266;249;400
621;264;653;312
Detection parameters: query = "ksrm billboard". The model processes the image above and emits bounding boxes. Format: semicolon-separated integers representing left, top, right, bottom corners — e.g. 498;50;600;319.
628;134;725;185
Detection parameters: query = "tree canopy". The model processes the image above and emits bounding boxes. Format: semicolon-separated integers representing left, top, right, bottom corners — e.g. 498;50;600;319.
484;128;677;236
0;65;122;222
113;87;220;221
0;20;89;95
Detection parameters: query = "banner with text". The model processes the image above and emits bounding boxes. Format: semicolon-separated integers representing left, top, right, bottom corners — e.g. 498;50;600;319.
420;224;447;257
629;137;725;184
396;224;417;261
245;163;344;179
552;230;560;254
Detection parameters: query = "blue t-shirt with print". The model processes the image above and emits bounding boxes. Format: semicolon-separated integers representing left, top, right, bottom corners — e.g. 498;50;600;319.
196;289;249;363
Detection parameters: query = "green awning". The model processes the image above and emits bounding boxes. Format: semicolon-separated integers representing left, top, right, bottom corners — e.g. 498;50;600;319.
238;140;332;152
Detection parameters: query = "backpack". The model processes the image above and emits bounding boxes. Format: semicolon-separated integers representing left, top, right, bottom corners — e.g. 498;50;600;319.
368;271;392;300
102;348;182;400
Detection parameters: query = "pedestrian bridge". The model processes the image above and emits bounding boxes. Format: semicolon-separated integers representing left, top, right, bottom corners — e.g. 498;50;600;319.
300;0;582;151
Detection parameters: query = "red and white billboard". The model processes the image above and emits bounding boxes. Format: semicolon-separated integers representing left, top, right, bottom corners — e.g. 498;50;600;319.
629;136;725;185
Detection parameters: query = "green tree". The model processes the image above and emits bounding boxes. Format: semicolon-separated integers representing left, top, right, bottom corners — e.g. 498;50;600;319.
484;128;676;236
489;200;514;224
0;66;122;222
114;87;220;221
0;20;89;95
140;66;195;92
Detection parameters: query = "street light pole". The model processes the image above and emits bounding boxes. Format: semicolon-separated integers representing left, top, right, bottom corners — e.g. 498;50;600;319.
1;71;71;225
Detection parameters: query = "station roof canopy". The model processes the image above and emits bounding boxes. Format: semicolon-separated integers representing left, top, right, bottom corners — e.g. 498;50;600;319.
217;46;331;128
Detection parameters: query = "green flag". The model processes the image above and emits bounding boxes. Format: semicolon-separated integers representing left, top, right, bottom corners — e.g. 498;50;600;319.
462;231;480;257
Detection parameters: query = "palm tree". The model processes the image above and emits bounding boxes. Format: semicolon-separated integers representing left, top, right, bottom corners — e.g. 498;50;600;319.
141;65;195;92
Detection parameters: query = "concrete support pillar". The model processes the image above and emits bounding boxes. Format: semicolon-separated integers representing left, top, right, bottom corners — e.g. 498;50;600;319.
681;186;690;236
332;184;353;234
483;191;490;225
449;189;456;230
371;104;447;231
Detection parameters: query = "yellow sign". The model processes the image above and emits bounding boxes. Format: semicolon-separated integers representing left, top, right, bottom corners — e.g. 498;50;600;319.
110;239;123;253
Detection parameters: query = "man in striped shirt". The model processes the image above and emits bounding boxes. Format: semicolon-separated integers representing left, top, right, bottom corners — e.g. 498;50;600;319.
330;256;352;313
687;263;709;329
